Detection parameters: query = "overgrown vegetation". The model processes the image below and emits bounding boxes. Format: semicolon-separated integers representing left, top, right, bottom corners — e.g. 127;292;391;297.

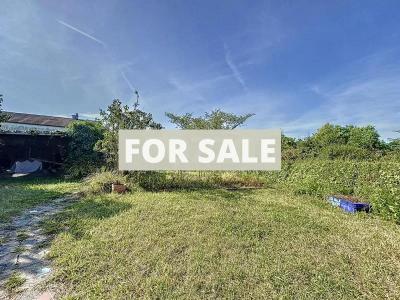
81;170;264;194
65;120;104;178
281;123;391;160
81;171;131;194
264;160;400;222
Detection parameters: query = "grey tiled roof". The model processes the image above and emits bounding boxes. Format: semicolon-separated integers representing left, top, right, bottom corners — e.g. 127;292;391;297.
4;112;74;128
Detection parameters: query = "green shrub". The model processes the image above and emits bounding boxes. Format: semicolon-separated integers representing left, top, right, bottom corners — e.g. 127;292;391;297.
129;171;168;191
127;171;266;191
165;172;216;190
5;272;26;292
347;125;381;149
383;151;400;161
283;160;358;196
82;171;130;194
263;162;292;186
265;160;400;222
319;144;373;160
65;120;104;178
355;162;400;223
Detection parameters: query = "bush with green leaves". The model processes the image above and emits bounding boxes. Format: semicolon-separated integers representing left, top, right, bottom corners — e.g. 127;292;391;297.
286;123;386;159
65;120;105;178
312;123;350;148
265;160;400;223
282;160;358;196
128;171;169;191
318;144;375;160
347;125;381;149
355;161;400;222
81;171;131;194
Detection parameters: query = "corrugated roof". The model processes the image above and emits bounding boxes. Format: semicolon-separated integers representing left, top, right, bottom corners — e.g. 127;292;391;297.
4;112;74;128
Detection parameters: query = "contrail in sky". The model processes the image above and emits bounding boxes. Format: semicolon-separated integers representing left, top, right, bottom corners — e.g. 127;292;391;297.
121;70;136;93
224;43;248;91
57;20;105;46
58;19;137;97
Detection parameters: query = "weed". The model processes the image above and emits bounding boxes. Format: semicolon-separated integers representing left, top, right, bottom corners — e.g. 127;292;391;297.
12;245;27;254
16;231;29;242
5;272;26;293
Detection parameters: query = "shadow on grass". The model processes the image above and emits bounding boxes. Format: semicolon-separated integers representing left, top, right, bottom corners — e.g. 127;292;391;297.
41;195;133;240
41;188;256;244
0;177;79;222
0;175;75;186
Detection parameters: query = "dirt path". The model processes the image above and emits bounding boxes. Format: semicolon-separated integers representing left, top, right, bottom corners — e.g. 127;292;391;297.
0;195;78;300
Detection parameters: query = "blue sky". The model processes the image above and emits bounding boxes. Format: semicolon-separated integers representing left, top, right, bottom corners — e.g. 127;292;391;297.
1;0;400;139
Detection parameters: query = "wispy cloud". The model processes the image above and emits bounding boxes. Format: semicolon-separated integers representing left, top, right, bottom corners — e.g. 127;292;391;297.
57;20;105;46
283;73;400;139
168;73;232;93
224;43;247;91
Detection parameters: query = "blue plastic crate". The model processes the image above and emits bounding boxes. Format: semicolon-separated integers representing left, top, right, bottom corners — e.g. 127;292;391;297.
327;196;370;213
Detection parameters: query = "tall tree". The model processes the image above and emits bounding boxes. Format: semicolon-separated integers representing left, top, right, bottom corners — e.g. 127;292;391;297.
95;99;162;169
166;109;254;129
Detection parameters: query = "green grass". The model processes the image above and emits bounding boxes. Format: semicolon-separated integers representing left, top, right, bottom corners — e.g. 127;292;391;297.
5;272;26;293
0;177;78;222
16;231;29;242
46;188;400;299
12;245;27;254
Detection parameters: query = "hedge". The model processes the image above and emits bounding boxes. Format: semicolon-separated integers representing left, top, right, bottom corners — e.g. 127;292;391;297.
265;160;400;223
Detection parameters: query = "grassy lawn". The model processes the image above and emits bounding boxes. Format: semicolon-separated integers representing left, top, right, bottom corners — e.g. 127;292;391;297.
46;188;400;299
0;177;79;222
